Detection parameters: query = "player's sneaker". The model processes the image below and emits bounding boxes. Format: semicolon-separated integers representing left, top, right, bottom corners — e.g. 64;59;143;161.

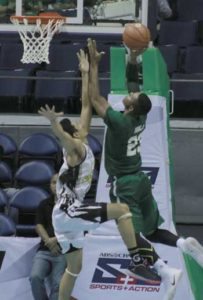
181;237;203;267
161;268;183;300
126;261;161;284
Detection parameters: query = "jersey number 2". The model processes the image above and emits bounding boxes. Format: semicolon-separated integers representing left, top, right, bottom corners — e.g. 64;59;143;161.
127;135;141;156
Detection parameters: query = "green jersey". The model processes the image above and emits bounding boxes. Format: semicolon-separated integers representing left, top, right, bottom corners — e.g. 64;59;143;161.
104;106;146;177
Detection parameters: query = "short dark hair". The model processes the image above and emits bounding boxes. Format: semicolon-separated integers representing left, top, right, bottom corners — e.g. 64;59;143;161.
136;93;152;115
60;118;78;137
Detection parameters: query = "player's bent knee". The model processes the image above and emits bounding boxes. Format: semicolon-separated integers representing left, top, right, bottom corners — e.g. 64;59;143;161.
65;268;79;277
118;212;132;223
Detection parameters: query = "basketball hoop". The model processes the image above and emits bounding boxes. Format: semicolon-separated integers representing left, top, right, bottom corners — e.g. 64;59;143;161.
10;12;66;64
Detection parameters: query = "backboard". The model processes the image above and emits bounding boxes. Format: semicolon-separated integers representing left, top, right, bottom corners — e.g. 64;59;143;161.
15;0;83;24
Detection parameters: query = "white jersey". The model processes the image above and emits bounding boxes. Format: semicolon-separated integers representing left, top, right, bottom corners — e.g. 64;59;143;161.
52;143;96;253
56;143;94;203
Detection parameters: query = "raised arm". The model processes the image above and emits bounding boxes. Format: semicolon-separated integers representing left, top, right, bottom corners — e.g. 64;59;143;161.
126;49;141;93
76;49;92;137
38;105;83;157
88;38;110;118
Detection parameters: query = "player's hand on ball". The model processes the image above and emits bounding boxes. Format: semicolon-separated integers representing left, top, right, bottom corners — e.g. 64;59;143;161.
127;48;147;64
131;48;147;56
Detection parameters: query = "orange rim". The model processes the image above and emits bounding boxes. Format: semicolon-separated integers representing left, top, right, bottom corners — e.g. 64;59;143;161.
10;12;66;24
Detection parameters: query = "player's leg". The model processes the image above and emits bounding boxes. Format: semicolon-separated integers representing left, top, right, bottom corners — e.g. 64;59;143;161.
135;233;159;265
111;173;183;299
146;228;178;246
140;171;203;268
110;173;162;265
107;202;161;283
147;228;203;268
59;247;82;300
64;202;160;283
135;233;182;300
138;176;183;300
71;201;182;289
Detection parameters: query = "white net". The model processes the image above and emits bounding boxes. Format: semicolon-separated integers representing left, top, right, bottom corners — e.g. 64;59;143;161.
11;17;65;64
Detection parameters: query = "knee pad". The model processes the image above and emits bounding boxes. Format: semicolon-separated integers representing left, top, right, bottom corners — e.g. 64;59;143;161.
65;268;79;277
118;212;132;223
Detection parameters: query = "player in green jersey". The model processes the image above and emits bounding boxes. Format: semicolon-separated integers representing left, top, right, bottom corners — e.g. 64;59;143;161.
104;96;163;236
87;38;203;300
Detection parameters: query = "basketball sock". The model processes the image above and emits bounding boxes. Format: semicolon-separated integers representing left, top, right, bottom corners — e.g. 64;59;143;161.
136;233;160;265
128;246;143;265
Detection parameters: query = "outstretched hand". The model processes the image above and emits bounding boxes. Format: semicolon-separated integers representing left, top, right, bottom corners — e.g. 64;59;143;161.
87;38;104;65
38;105;64;122
127;48;147;65
77;49;89;73
124;43;146;63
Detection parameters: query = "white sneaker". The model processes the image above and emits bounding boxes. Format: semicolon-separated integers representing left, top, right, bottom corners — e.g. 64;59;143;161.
161;268;183;300
182;237;203;267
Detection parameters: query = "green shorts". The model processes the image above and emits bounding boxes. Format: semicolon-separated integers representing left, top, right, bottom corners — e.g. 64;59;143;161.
110;171;164;235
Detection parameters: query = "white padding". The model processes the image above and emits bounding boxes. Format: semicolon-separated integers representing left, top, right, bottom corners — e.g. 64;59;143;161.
65;268;79;277
117;212;132;222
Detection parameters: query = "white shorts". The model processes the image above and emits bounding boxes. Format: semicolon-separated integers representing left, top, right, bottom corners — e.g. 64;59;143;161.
52;201;107;254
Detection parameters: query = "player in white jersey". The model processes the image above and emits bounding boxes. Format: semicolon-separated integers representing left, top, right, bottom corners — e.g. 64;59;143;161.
39;49;161;300
53;142;97;252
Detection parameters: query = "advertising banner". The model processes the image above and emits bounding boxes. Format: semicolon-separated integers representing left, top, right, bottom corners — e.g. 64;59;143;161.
73;235;193;300
0;237;39;300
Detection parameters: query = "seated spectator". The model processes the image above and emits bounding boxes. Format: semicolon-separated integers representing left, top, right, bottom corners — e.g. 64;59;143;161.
30;173;66;300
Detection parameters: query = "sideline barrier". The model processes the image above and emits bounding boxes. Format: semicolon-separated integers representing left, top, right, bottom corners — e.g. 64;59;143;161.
0;234;192;300
0;237;39;300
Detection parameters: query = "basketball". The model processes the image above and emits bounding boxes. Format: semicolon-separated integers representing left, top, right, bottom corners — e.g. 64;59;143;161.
122;23;151;50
